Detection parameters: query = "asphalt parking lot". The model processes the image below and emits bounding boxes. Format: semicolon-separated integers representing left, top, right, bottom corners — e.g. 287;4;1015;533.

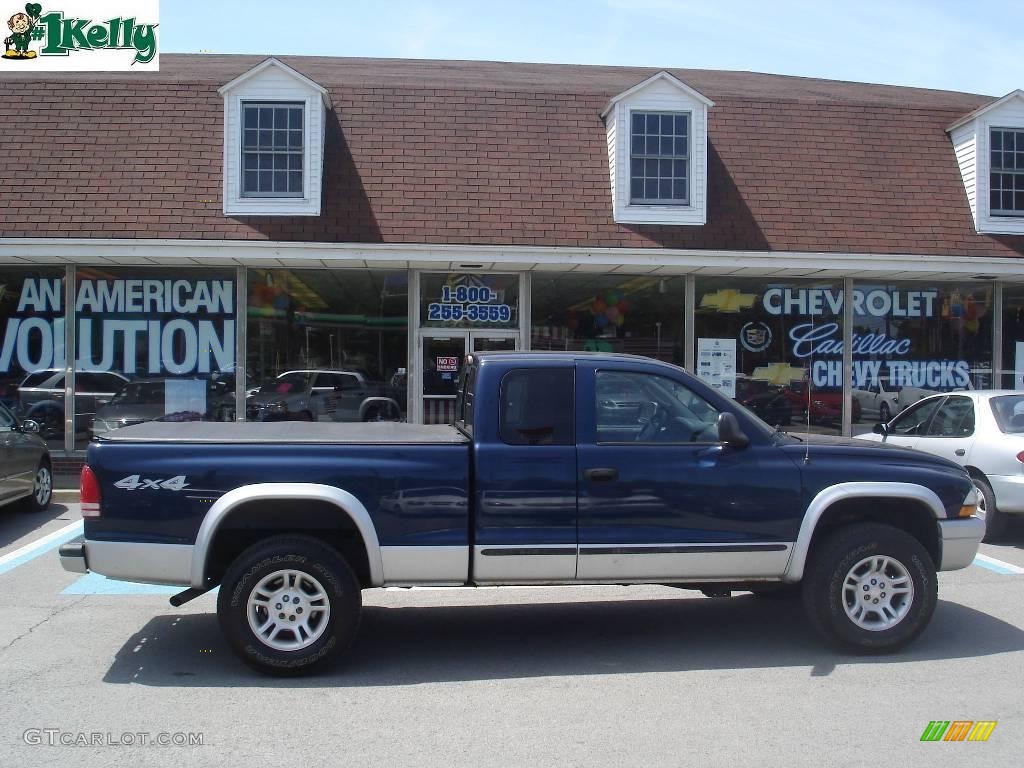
1;504;1022;768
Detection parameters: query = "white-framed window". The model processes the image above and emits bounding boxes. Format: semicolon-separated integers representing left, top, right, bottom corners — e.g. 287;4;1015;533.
948;90;1024;235
990;127;1024;217
241;102;305;198
218;58;329;217
629;111;690;205
602;72;713;226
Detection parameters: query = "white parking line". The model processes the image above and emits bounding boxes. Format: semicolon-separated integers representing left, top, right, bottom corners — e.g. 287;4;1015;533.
974;553;1024;575
0;520;84;576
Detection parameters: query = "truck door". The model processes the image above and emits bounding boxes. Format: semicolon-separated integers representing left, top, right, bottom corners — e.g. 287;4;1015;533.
472;365;578;583
575;361;802;582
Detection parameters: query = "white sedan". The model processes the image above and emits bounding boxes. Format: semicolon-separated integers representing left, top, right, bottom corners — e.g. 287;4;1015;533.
856;390;1024;542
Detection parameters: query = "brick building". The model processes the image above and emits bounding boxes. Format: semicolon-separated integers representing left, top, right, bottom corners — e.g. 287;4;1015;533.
1;55;1023;458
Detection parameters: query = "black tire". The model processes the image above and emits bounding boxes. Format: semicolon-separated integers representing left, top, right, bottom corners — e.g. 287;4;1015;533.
217;535;362;675
974;475;1007;543
21;458;52;512
879;402;891;422
802;523;936;654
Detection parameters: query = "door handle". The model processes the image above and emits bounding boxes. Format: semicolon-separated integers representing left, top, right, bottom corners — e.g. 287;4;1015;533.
584;467;618;482
954;449;966;456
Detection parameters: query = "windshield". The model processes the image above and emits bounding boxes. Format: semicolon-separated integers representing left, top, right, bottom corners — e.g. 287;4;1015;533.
111;381;165;405
261;372;312;394
990;395;1024;434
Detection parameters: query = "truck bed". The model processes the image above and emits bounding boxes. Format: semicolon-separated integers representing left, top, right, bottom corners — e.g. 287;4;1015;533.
98;421;468;444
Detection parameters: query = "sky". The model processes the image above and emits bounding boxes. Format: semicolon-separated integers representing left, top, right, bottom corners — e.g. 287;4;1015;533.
163;0;1022;96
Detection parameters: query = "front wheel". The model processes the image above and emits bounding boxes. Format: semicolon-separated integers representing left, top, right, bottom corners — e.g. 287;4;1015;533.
217;535;362;675
802;523;936;653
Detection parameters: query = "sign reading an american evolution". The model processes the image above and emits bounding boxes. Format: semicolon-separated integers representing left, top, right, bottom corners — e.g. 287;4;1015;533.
0;277;235;375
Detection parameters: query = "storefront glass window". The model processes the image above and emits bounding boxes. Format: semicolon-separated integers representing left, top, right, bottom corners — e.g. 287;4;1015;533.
694;277;845;435
531;274;684;363
851;280;992;429
73;267;238;449
0;267;66;450
1001;284;1024;389
247;269;408;423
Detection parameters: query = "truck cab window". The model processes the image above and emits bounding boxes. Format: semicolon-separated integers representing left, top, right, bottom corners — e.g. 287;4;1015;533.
499;368;573;445
596;370;720;443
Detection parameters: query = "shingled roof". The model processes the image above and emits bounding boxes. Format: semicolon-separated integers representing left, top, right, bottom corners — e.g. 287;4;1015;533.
2;54;1022;258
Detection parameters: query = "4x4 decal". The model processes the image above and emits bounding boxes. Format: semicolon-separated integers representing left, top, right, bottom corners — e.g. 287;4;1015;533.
113;475;189;492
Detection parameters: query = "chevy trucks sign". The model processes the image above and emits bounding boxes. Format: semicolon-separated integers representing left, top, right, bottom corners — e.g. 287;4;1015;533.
0;277;234;375
1;0;158;70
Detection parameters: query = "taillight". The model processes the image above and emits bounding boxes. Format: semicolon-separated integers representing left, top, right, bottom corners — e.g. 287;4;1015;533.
80;465;101;517
1017;452;1024;464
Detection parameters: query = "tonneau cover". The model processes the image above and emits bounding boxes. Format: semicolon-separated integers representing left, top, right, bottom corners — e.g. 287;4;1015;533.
97;421;469;445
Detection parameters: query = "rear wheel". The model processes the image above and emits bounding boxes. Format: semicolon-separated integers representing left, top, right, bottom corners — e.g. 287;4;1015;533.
22;459;52;512
217;535;362;675
802;523;936;653
973;475;1006;543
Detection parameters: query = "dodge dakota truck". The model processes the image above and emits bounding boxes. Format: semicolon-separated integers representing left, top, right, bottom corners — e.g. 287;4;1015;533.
59;352;985;675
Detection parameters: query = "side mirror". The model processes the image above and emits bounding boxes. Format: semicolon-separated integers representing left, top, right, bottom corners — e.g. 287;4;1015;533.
717;412;749;449
20;419;40;434
872;421;889;439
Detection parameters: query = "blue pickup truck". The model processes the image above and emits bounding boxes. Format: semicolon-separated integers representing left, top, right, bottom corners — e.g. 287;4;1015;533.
60;352;985;674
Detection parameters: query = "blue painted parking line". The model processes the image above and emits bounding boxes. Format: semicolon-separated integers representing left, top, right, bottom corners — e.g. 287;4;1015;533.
973;553;1024;575
0;520;83;577
61;572;181;595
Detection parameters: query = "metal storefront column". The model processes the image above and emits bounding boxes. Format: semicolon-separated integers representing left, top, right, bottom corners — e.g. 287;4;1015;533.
64;264;75;453
993;282;1004;387
842;276;854;437
684;274;695;372
235;266;247;422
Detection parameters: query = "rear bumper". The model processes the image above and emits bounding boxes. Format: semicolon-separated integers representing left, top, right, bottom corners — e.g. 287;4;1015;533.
987;475;1024;515
937;516;986;571
58;536;88;574
58;536;192;586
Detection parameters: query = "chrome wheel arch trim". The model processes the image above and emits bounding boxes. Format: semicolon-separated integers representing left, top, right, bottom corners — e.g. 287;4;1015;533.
191;483;384;589
783;482;945;583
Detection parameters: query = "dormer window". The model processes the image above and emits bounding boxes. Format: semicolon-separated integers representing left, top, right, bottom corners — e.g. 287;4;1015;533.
242;102;305;198
630;111;689;205
219;58;330;217
990;128;1024;216
947;90;1024;235
602;72;713;226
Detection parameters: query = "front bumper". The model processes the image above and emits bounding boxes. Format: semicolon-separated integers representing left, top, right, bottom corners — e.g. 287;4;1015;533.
58;536;88;574
938;516;986;571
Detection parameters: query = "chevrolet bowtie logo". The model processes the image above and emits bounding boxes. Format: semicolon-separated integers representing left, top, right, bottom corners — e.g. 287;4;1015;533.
751;363;805;386
699;289;756;313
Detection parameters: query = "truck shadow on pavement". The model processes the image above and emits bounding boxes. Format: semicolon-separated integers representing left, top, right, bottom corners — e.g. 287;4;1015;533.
102;594;1024;687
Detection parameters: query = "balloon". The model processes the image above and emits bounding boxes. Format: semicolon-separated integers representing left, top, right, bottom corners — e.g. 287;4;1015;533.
272;293;289;310
605;306;619;321
614;313;625;327
606;289;622;305
595;313;609;328
592;299;607;314
617;299;630;313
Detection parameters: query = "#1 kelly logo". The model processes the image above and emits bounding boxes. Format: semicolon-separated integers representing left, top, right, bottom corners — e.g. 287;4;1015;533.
2;0;158;69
